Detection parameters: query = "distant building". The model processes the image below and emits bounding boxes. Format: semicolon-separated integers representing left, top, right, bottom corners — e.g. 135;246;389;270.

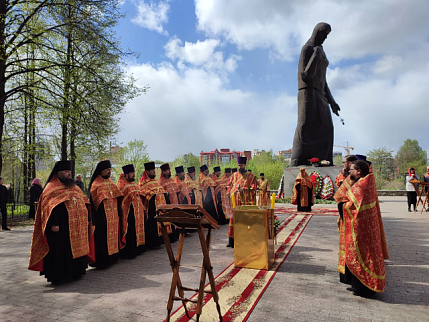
333;151;342;158
253;149;266;157
278;149;293;160
200;148;252;166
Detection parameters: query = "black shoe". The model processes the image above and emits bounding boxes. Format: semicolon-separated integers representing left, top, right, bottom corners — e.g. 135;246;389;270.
2;227;10;231
347;287;357;292
408;208;412;212
352;290;376;298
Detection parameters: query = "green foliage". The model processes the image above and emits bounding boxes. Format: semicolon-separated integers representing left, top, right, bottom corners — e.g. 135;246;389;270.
333;154;343;166
119;140;150;178
247;150;288;190
395;139;428;178
367;147;395;180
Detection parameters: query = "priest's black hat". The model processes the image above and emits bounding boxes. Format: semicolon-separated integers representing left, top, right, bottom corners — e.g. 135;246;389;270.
213;166;221;172
188;166;195;173
175;166;184;174
45;160;72;187
160;163;170;171
225;168;232;174
200;165;208;172
122;164;135;175
144;162;155;171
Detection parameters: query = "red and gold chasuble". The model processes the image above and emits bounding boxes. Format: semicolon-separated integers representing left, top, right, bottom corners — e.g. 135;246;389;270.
257;179;271;207
184;174;203;207
291;171;314;207
117;174;145;248
212;174;231;219
343;173;389;292
335;172;347;188
159;175;181;204
334;175;355;274
90;176;123;255
29;177;94;272
139;173;172;235
228;171;257;238
198;172;218;215
174;175;192;204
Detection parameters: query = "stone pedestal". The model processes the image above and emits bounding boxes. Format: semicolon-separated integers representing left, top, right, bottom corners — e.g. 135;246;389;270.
282;166;342;198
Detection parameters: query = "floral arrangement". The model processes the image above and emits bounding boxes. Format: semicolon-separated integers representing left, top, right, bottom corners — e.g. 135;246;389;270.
320;175;334;200
309;157;320;163
320;160;330;166
309;171;322;197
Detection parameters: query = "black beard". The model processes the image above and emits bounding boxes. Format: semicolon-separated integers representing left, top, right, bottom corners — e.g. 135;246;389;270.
101;175;110;179
148;174;156;179
164;173;171;179
126;177;135;182
59;176;76;188
239;169;246;174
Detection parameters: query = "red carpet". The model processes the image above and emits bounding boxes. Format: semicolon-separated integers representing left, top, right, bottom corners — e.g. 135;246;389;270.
275;206;339;216
167;213;312;322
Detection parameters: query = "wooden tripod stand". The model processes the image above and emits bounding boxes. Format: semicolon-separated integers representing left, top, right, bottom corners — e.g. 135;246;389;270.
156;205;223;322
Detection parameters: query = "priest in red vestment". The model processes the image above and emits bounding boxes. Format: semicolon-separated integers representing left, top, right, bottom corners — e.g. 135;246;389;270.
28;160;94;284
159;163;181;205
139;162;174;247
117;164;146;258
291;168;314;212
227;156;257;247
211;166;230;225
257;173;271;207
174;166;193;204
199;164;219;223
184;166;203;207
90;160;123;268
343;160;389;297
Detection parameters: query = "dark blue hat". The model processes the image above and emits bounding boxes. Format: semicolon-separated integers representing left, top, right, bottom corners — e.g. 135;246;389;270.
237;156;247;164
175;166;184;174
187;166;195;173
213;166;221;172
200;164;208;172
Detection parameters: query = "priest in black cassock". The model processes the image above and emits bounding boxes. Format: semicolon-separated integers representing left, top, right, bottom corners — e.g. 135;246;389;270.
89;160;123;268
28;160;94;284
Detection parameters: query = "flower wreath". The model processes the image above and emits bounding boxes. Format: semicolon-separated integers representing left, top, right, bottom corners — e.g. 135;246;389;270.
309;171;322;197
320;175;334;200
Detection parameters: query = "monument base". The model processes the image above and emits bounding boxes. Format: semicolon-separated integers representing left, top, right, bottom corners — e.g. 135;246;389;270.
282;166;342;198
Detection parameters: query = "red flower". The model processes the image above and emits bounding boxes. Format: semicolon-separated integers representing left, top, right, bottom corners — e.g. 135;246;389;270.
310;158;320;163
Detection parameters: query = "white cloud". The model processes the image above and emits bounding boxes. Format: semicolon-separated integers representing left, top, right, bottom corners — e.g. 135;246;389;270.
195;0;429;63
131;0;170;35
118;61;297;161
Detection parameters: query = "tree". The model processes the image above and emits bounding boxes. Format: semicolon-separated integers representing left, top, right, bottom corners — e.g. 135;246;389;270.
333;154;343;167
395;139;427;177
367;147;395;180
120;140;150;177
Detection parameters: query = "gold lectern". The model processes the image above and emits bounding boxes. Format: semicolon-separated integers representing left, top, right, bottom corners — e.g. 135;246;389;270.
233;206;275;270
156;205;222;322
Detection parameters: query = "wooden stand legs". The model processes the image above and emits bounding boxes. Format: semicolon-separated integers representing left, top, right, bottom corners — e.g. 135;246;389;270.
161;225;222;322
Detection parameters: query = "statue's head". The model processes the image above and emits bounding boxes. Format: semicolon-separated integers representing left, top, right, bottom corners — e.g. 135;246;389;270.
311;23;331;46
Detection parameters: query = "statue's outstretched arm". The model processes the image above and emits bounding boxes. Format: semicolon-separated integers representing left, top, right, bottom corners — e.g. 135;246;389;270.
324;82;340;116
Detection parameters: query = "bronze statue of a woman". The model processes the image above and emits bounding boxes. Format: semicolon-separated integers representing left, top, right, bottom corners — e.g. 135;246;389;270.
290;23;340;167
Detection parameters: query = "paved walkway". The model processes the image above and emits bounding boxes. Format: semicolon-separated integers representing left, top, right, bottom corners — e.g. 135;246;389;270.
0;197;428;322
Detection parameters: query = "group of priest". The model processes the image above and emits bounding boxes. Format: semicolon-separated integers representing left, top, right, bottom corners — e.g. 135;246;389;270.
28;156;271;285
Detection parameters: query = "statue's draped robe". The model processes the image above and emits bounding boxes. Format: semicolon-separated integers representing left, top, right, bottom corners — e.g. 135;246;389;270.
342;173;388;292
228;171;257;237
29;177;94;283
291;23;335;166
117;174;146;258
90;176;123;268
139;173;173;247
257;179;271;207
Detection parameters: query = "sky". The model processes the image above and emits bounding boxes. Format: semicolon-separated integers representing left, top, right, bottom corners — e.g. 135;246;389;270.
114;0;429;162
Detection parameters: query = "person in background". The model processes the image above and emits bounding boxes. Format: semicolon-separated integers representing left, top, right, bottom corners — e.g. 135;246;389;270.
405;167;419;212
424;166;429;211
257;173;271;207
0;177;10;230
76;174;85;193
291;168;314;212
29;178;43;219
